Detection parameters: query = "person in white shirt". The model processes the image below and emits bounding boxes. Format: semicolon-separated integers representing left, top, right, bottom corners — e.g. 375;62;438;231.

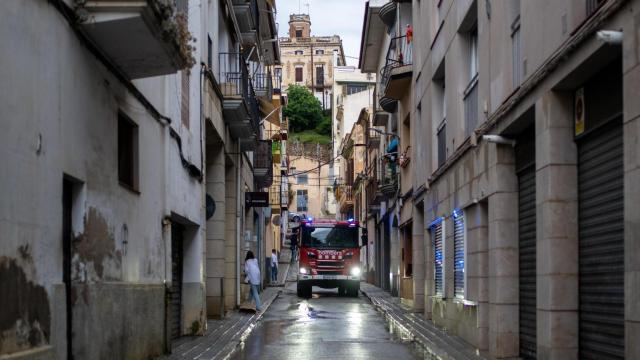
244;251;262;312
270;249;278;284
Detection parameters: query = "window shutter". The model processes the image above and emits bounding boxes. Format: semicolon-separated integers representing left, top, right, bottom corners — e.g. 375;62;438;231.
454;214;465;299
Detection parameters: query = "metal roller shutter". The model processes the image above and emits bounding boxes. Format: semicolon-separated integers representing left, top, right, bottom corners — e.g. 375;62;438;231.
518;163;536;359
170;224;184;341
578;119;624;359
453;214;465;299
432;221;444;297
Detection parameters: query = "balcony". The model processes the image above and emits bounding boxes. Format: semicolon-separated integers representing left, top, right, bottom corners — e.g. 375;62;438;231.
379;177;398;198
254;140;273;188
366;179;383;213
269;183;280;209
337;186;354;214
219;53;260;140
380;35;413;100
232;0;259;47
75;0;191;79
253;71;273;99
273;73;282;94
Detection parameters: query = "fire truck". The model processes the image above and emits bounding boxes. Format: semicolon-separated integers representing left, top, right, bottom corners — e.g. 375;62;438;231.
296;218;363;298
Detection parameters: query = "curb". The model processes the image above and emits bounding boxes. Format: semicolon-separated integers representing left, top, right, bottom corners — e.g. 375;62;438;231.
215;288;282;360
360;288;458;360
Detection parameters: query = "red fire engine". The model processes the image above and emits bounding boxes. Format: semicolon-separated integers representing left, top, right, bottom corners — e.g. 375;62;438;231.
296;218;362;298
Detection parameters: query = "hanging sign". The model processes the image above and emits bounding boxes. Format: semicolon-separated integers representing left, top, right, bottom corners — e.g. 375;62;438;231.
245;192;269;207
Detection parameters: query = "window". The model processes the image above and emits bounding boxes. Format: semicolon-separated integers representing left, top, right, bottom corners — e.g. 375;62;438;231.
431;219;444;297
511;16;521;88
295;29;303;38
315;49;325;55
346;84;367;95
587;0;606;16
207;35;212;69
464;26;479;138
295;67;303;82
453;210;465;299
297;174;308;184
469;27;478;79
296;189;308;211
294;50;304;55
315;65;324;86
437;120;446;167
118;112;139;191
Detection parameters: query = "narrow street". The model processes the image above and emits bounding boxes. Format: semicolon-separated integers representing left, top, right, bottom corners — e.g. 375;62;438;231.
230;280;422;360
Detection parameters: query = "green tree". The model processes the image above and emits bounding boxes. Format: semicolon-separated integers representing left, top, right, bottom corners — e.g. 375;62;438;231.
315;115;332;136
283;85;324;132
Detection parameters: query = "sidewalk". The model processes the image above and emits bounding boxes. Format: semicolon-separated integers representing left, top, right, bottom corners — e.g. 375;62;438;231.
164;258;294;360
360;283;488;360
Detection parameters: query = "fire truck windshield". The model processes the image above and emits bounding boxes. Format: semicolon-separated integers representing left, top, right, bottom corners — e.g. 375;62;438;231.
301;226;358;248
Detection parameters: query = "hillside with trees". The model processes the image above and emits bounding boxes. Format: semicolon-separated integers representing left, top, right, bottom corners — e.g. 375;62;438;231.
283;84;331;145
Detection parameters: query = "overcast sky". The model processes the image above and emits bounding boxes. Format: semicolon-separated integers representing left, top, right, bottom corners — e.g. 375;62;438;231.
276;0;367;66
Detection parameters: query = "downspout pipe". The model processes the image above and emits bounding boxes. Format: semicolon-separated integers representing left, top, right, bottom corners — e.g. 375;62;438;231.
236;141;242;307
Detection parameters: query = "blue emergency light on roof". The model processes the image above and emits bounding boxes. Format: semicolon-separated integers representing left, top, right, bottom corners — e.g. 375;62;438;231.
347;218;354;222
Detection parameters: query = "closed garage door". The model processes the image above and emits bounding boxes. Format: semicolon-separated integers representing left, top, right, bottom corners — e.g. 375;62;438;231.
516;126;536;360
578;119;624;359
170;224;184;341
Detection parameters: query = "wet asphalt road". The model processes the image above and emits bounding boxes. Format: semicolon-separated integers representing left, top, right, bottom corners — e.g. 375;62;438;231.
230;281;422;360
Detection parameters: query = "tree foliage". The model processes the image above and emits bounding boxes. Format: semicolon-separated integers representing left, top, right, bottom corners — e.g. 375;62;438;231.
283;85;324;133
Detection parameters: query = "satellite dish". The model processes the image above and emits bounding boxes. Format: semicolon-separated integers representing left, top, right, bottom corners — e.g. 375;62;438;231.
206;194;216;220
272;214;281;226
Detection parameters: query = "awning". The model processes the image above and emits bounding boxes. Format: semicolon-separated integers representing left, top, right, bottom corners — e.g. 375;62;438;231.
258;97;280;126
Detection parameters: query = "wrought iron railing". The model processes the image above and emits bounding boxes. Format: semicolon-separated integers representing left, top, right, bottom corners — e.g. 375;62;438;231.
254;140;273;188
219;52;260;136
253;71;273;98
272;73;282;93
380;35;413;91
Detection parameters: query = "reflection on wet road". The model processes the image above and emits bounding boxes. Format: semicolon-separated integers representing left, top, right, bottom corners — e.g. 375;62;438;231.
230;283;422;360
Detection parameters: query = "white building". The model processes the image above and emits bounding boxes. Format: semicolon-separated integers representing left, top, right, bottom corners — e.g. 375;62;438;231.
0;0;279;359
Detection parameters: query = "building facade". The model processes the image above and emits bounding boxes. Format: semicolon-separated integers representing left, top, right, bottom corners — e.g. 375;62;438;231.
277;14;347;109
356;0;640;359
360;0;416;302
288;143;334;218
0;0;279;358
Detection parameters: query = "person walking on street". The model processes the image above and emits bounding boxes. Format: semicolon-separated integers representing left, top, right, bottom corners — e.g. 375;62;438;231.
270;249;278;284
244;251;262;312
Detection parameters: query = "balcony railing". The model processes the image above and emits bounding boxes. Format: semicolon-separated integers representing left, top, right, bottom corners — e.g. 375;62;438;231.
253;71;273;99
254;140;273;188
219;52;260;139
464;76;479;138
380;35;413;100
273;73;282;93
338;186;354;213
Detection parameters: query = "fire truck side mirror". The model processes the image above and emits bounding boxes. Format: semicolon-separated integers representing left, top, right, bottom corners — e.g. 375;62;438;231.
360;235;367;247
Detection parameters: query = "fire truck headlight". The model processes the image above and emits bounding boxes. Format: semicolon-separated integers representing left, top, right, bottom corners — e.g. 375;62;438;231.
350;267;361;276
299;267;308;274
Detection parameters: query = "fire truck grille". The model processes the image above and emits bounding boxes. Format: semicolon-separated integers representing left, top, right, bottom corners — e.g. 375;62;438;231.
317;261;344;268
317;270;342;275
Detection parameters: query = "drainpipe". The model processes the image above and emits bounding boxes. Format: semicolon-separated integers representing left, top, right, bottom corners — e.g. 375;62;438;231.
236;141;242;307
